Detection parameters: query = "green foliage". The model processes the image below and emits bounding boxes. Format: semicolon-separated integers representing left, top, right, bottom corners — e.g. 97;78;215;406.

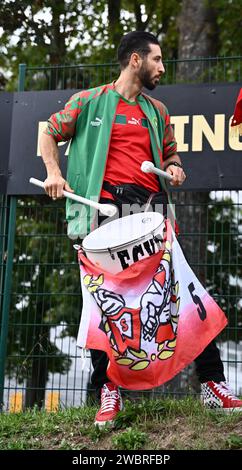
209;0;242;56
88;423;111;442
115;396;206;430
1;0;241;90
112;427;148;450
1;399;242;450
226;433;242;449
114;399;166;428
0;0;83;90
0;0;183;90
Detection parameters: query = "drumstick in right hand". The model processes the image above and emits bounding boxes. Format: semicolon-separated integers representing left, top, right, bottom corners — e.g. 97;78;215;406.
141;161;173;181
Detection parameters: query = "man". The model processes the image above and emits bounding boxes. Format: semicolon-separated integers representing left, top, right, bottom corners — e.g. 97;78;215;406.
40;31;242;427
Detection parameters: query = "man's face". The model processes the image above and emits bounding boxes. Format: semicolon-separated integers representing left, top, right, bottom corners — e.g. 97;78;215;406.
138;44;165;90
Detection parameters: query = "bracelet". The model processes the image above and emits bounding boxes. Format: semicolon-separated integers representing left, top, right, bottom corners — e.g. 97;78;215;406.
165;161;183;170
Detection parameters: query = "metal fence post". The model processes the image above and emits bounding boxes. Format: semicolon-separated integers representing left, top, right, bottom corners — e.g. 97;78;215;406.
0;196;6;318
0;60;27;410
0;197;17;410
18;64;26;92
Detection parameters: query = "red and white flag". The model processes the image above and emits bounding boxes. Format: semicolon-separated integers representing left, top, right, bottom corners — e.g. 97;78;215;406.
231;87;242;136
77;220;227;390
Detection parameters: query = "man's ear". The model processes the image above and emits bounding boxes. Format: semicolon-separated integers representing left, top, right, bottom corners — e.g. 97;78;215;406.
130;52;141;68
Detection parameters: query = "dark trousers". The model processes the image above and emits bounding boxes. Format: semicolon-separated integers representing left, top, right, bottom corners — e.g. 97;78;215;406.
90;340;225;393
89;187;225;393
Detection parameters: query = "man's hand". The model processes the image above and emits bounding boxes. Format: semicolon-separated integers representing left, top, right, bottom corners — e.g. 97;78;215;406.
166;165;186;186
44;175;74;200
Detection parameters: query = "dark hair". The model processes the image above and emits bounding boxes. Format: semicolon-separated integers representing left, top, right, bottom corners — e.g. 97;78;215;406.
117;31;160;69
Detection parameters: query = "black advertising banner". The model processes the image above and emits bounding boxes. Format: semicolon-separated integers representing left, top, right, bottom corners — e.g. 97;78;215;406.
150;83;242;191
2;90;73;195
0;83;241;195
0;93;13;194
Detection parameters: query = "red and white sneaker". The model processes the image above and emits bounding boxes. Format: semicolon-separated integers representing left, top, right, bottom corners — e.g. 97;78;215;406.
94;382;123;427
201;381;242;412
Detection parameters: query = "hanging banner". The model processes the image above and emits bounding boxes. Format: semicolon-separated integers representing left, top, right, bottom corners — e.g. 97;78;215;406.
77;222;227;389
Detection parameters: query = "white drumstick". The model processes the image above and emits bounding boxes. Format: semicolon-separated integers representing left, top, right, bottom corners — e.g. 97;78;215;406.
29;178;117;217
141;161;173;181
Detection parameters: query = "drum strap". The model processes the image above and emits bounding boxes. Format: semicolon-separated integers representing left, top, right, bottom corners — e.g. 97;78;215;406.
102;181;179;233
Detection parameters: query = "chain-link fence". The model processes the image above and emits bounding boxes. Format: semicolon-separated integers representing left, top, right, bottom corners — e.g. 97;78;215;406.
18;56;242;91
1;190;241;411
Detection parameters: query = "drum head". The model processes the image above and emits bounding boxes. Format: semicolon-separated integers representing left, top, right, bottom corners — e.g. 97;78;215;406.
83;212;165;252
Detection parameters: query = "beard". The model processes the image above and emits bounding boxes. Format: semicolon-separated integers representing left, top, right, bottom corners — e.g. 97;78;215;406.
138;63;159;90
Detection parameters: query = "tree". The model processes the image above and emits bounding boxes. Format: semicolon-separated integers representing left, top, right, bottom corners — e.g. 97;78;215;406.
177;0;219;80
0;0;89;90
1;0;241;91
0;0;181;90
1;0;240;91
211;0;242;56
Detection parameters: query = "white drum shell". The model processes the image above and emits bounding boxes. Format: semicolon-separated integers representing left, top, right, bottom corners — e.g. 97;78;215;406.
82;212;165;274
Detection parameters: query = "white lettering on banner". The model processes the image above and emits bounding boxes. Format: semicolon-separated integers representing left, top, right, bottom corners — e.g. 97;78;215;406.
37;115;242;156
192;114;225;151
170;116;189;151
170;114;242;152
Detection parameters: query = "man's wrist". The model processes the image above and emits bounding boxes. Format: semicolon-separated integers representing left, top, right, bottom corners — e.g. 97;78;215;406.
46;165;62;177
165;161;183;170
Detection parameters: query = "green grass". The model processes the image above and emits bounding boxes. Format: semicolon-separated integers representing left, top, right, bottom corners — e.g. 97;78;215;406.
0;398;242;450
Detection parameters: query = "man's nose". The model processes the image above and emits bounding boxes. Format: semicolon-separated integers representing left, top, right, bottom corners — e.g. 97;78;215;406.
159;62;165;74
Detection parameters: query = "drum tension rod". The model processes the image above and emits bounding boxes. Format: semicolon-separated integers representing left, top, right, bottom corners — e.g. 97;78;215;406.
153;234;163;246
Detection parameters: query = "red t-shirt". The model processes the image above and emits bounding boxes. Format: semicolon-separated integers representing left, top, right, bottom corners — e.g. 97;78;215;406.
100;97;160;199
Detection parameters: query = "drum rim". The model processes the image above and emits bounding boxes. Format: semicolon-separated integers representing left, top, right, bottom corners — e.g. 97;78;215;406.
83;222;166;253
83;211;165;252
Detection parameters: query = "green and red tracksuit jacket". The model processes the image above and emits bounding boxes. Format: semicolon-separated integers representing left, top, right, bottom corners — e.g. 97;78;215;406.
46;83;179;238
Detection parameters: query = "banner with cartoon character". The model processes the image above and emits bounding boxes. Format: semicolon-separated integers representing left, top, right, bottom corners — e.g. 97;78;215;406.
77;220;227;390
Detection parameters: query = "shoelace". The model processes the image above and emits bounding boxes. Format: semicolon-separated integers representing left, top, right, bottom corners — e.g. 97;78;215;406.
214;382;238;401
100;385;120;414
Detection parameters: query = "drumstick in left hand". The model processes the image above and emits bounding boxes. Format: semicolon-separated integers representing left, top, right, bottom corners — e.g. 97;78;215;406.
29;177;117;217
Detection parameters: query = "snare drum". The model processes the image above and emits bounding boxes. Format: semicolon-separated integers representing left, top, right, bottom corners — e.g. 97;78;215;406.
82;212;165;274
